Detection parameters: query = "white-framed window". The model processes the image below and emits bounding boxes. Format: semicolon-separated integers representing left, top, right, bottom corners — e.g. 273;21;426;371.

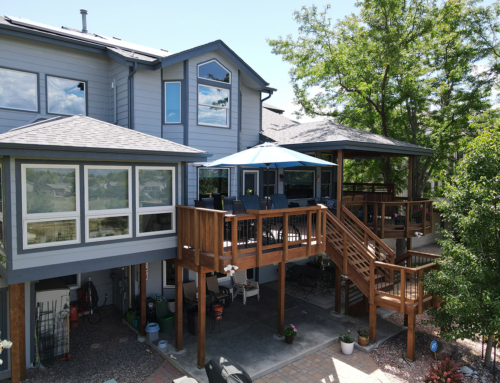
0;67;38;112
84;165;132;242
47;76;86;116
21;164;80;249
198;60;231;84
163;261;175;288
164;81;181;124
284;170;315;199
136;166;176;236
198;84;229;127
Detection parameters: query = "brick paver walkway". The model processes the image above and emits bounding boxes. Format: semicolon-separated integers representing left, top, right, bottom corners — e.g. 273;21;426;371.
142;359;185;383
254;345;391;383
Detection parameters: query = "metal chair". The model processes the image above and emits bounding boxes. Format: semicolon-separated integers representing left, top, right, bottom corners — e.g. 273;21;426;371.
183;281;197;309
206;275;230;307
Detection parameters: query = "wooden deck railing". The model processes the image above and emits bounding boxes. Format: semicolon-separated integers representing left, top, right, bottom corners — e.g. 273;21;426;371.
177;205;328;272
343;200;434;239
343;183;396;202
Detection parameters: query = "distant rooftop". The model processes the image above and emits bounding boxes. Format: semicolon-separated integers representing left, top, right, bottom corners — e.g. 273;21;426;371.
262;103;285;114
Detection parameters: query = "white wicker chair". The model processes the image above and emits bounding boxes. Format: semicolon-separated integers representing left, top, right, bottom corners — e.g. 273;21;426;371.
232;270;259;305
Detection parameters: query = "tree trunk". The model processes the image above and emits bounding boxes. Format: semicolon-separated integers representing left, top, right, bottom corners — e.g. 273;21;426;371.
383;158;392;184
484;334;495;367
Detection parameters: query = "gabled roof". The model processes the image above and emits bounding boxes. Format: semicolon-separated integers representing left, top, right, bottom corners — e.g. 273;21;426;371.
261;108;434;157
0;115;209;161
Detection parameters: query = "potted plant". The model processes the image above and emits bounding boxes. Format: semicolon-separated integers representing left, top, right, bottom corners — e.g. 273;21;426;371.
338;330;355;355
394;213;405;226
357;328;369;346
284;324;297;344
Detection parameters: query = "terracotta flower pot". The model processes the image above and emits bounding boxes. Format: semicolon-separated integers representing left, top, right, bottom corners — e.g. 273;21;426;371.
285;335;295;344
358;335;369;347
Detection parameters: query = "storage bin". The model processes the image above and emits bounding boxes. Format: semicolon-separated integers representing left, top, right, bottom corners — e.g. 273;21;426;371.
145;323;160;342
156;300;174;333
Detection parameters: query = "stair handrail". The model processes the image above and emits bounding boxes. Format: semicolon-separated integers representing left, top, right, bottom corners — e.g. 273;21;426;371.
341;206;395;263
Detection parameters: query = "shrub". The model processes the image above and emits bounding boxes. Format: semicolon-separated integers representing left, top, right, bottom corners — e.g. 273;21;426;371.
424;357;463;383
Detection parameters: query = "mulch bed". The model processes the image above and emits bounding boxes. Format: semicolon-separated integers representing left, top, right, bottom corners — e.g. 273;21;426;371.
370;311;499;383
25;306;164;383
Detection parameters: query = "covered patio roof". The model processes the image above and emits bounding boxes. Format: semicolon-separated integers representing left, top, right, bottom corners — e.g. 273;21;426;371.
261;109;434;157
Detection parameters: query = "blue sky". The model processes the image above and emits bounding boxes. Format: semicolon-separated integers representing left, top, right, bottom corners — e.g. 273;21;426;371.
3;1;495;121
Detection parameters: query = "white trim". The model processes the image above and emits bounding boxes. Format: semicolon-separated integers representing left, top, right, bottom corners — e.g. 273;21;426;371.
0;67;38;112
21;164;80;249
197;166;231;200
136;166;176;237
198;84;230;128
47;75;86;116
164;81;181;124
242;170;259;196
84;165;132;242
163;260;175;288
197;59;232;84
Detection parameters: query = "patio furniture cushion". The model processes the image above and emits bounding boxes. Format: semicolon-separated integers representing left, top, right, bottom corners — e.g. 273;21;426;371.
202;198;215;209
270;194;289;209
240;195;261;211
223;197;236;213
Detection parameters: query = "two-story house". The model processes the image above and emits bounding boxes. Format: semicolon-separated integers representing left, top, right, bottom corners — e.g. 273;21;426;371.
0;13;275;381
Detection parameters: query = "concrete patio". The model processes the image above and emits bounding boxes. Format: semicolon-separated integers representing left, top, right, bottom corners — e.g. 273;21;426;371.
152;284;405;383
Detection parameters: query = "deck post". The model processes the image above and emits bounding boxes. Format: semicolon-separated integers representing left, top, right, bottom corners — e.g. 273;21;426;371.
369;303;377;342
335;264;342;313
140;263;147;336
197;266;206;369
9;283;26;383
407;312;416;360
336;150;343;218
175;261;183;351
278;262;285;336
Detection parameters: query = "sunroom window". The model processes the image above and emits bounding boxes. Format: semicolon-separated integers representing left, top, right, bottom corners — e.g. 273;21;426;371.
0;68;38;112
136;167;175;236
85;166;132;242
198;60;231;83
47;76;86;115
22;164;80;249
198;85;229;127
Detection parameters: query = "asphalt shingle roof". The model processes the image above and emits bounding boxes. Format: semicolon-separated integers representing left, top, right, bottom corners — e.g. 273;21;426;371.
0;115;206;155
261;108;434;156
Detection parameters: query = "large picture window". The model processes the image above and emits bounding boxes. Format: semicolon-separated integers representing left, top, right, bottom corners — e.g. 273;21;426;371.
164;82;181;124
85;166;132;242
47;76;86;115
136;166;175;236
0;68;38;112
284;170;315;199
198;85;229;127
22;164;80;249
198;168;229;199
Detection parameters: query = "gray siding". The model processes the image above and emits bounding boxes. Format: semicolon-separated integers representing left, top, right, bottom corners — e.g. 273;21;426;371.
110;60;129;128
133;69;162;137
240;84;261;150
0;34;113;133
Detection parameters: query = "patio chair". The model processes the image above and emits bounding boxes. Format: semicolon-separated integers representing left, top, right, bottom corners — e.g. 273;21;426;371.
213;193;223;210
270;194;302;242
232;200;246;215
206;275;230;308
183;281;197;308
232;270;259;305
223;196;236;214
202;197;215;209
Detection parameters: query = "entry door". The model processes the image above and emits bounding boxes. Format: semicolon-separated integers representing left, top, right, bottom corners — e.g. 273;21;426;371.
243;170;259;196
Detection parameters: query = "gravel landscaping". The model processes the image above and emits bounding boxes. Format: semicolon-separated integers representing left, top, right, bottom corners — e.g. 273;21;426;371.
25;306;164;383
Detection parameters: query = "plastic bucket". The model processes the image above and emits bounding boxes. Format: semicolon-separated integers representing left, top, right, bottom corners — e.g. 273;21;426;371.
145;323;160;342
156;300;174;333
167;299;176;313
158;340;168;350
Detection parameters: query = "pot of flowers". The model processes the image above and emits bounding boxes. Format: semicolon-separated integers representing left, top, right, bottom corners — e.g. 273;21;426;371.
284;324;297;344
338;330;354;355
357;328;369;346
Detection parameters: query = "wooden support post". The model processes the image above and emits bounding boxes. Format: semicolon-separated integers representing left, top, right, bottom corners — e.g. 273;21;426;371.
197;266;206;369
342;231;348;273
335;264;342;314
231;216;238;266
177;207;183;260
369;303;377;342
175;261;183;351
408;156;414;202
405;203;411;238
140;263;147;336
322;210;327;252
315;210;321;250
407;237;412;251
407;312;416;361
374;203;379;237
283;213;289;262
306;210;312;256
213;213;220;272
336;150;343;218
9;283;26;383
277;262;285;336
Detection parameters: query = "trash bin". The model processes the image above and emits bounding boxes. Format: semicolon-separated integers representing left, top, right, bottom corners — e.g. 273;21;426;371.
156;300;174;333
205;356;252;383
145;323;160;342
187;308;198;336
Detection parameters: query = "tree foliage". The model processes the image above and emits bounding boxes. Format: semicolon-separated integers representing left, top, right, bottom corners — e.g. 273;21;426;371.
423;121;500;366
268;0;498;197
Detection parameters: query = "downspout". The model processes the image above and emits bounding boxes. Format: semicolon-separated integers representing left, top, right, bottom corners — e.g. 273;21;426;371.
128;62;138;129
260;91;273;134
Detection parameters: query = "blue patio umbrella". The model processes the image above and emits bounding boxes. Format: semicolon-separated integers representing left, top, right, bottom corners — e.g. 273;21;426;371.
204;143;337;205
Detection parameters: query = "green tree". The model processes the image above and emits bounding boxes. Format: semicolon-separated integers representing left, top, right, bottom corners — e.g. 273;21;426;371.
423;124;500;367
268;0;496;197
